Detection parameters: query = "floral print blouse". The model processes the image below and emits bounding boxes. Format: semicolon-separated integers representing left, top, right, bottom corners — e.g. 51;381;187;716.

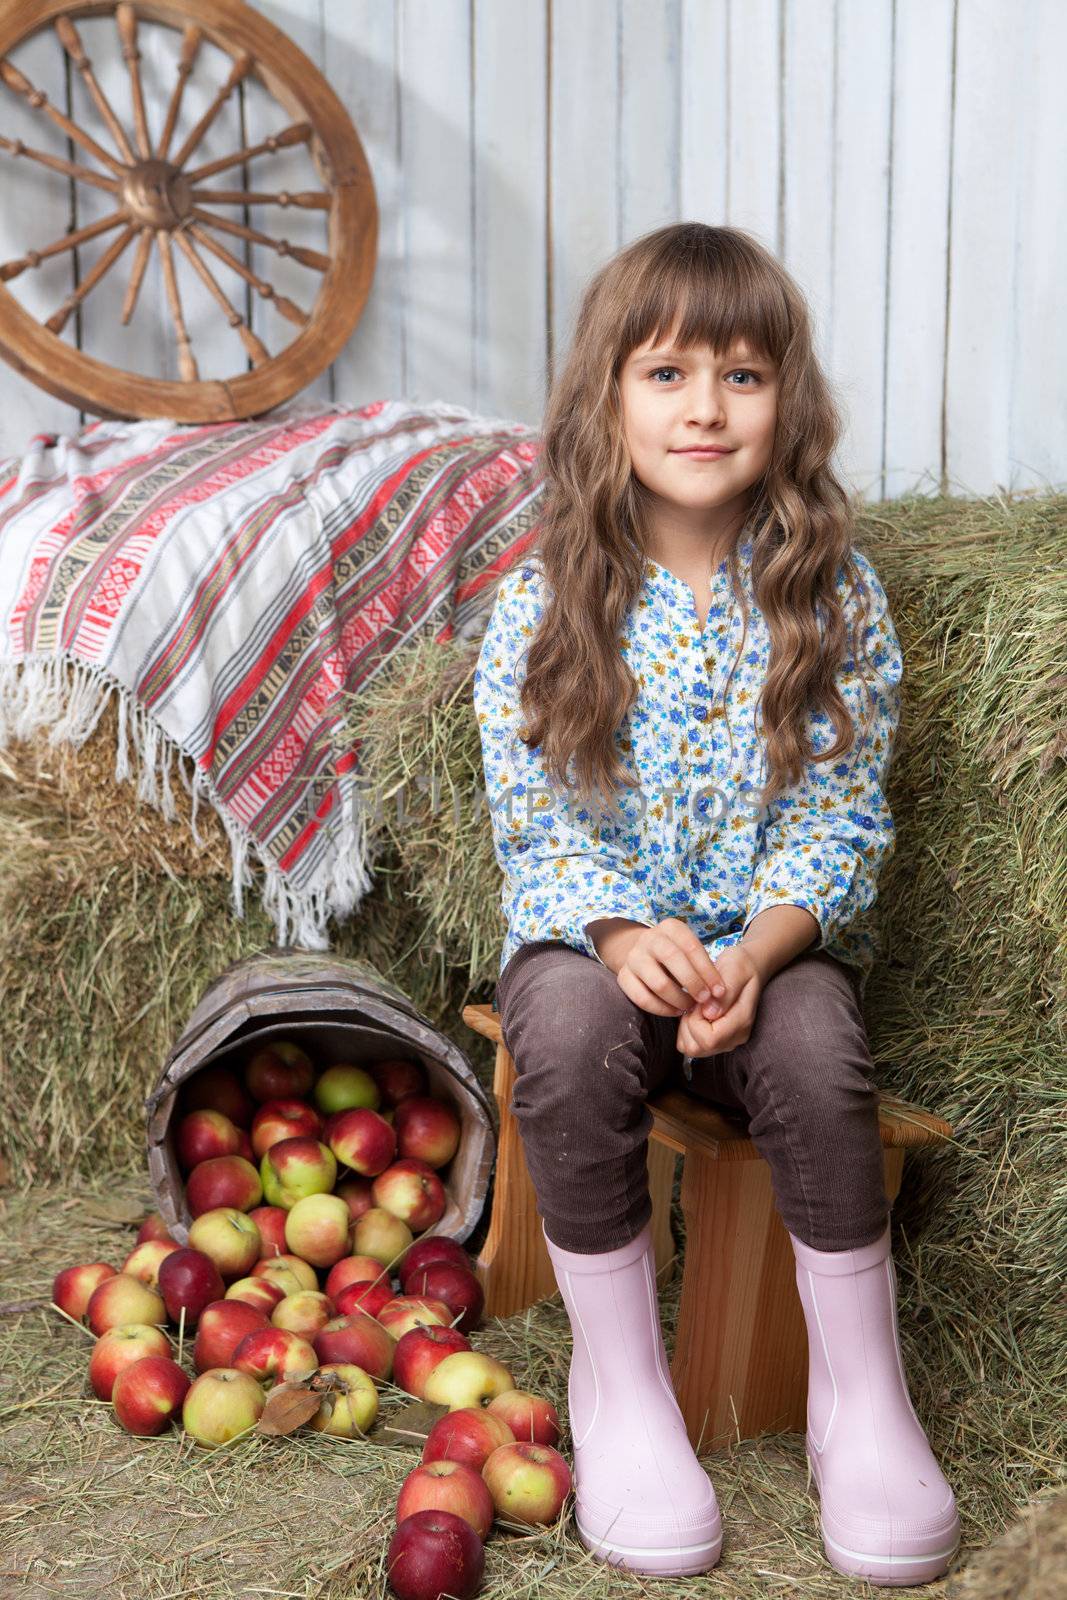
474;537;903;997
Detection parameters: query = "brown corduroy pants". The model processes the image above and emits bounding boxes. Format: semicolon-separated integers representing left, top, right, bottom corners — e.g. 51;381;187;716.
494;939;891;1255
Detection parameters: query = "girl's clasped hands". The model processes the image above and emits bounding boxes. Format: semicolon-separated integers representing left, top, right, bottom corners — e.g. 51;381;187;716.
613;916;764;1058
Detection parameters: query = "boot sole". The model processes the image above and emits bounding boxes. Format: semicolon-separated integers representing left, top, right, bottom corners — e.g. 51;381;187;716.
807;1443;960;1585
575;1514;723;1576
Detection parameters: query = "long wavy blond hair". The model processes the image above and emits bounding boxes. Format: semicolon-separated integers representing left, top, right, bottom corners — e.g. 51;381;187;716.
514;221;883;823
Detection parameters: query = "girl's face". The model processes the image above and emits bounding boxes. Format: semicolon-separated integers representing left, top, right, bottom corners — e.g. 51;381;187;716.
620;328;778;548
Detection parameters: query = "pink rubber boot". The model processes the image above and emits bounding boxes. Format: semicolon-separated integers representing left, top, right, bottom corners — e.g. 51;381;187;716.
790;1221;961;1586
542;1218;722;1576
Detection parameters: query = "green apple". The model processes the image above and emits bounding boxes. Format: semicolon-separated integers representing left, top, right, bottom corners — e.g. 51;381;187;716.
313;1064;380;1114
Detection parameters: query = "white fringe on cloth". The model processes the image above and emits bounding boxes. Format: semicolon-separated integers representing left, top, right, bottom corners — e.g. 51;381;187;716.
0;653;378;951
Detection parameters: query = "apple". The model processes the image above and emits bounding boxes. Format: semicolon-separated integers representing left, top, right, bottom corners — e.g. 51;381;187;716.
244;1040;314;1102
307;1362;379;1437
158;1248;226;1326
386;1509;484;1600
404;1264;483;1334
247;1205;288;1257
284;1193;350;1268
87;1274;166;1337
271;1290;335;1340
225;1275;286;1315
186;1155;262;1218
232;1326;318;1386
422;1351;515;1412
136;1214;174;1245
313;1312;394;1382
260;1137;336;1209
335;1176;376;1223
393;1324;472;1400
397;1237;472;1294
392;1097;461;1170
371;1057;428;1107
372;1160;447;1233
421;1404;514;1471
182;1368;265;1447
193;1299;270;1373
88;1323;172;1401
120;1239;181;1290
324;1253;392;1302
328;1109;396;1178
481;1441;572;1527
352;1208;413;1269
187;1208;262;1281
313;1063;380;1114
335;1278;394;1320
250;1098;323;1159
252;1254;317;1292
112;1355;190;1435
377;1296;454;1342
52;1262;117;1322
176;1109;242;1172
178;1064;254;1128
486;1389;561;1448
396;1460;494;1542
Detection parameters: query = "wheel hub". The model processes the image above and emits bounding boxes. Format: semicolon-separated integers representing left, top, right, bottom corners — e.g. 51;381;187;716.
120;160;192;229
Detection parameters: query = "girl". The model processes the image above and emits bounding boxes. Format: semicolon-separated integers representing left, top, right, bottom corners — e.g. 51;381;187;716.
474;223;960;1585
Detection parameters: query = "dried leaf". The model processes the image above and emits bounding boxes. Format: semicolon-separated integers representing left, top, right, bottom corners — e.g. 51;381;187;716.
257;1381;324;1436
376;1399;449;1449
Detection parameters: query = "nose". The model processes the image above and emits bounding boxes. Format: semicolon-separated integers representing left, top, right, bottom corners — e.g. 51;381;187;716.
685;372;728;427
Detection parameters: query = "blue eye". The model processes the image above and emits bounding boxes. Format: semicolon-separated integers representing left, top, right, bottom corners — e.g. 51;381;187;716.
648;366;760;385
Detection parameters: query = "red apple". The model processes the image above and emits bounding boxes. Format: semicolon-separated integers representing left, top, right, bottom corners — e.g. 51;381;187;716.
244;1040;314;1102
397;1236;472;1294
378;1296;454;1342
52;1262;117;1322
328;1108;396;1178
313;1063;380;1114
284;1193;350;1267
386;1509;484;1600
371;1057;428;1107
183;1367;265;1447
250;1098;323;1159
335;1175;376;1223
421;1404;514;1471
87;1274;166;1336
372;1160;447;1233
271;1290;335;1340
120;1239;181;1290
486;1389;561;1448
392;1097;461;1170
393;1324;472;1400
405;1264;483;1334
176;1108;242;1172
187;1208;262;1280
88;1323;172;1401
396;1460;494;1542
324;1253;392;1302
158;1247;226;1326
186;1155;262;1218
136;1214;174;1245
481;1441;572;1527
351;1207;413;1268
112;1354;190;1435
232;1326;318;1386
193;1299;270;1373
225;1275;286;1315
247;1205;288;1257
335;1278;394;1320
260;1137;336;1208
178;1064;254;1128
313;1312;394;1381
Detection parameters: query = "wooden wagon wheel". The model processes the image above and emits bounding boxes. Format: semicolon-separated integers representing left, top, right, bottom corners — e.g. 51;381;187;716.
0;0;378;421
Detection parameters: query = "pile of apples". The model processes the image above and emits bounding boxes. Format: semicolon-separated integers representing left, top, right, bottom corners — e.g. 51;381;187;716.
50;1038;573;1600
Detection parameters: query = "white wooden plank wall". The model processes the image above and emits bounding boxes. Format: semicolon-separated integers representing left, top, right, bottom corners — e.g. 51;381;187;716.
0;0;1062;502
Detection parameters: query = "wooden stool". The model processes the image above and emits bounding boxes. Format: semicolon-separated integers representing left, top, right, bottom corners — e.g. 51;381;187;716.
462;1003;953;1454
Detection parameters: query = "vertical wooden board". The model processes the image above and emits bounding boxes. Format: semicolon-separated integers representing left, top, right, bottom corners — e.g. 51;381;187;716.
618;0;681;243
325;0;401;410
883;0;954;500
472;0;547;425
825;0;893;502
549;0;620;381
724;0;780;247
945;0;1027;497
780;0;835;436
0;25;83;451
395;0;475;408
1008;0;1067;496
680;0;729;227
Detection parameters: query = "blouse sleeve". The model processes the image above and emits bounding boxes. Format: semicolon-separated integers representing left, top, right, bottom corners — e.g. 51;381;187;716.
740;550;904;951
474;564;658;962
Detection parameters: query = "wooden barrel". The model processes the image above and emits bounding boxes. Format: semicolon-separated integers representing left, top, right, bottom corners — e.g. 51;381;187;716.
145;947;496;1249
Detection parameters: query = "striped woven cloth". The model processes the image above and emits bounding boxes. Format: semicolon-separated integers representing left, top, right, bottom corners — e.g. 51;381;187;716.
0;399;543;947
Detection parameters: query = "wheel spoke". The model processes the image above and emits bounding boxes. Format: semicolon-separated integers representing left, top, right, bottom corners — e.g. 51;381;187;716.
170;51;254;170
156;24;202;161
45;223;137;335
189;208;330;272
54;15;137;166
157;231;198;380
115;4;151;159
0;131;119;195
189;187;330;210
0;210;126;283
0;56;125;177
183;121;312;184
171;230;270;367
120;226;153;325
187;223;308;327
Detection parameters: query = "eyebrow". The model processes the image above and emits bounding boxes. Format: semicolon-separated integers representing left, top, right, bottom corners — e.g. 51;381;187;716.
634;347;770;366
